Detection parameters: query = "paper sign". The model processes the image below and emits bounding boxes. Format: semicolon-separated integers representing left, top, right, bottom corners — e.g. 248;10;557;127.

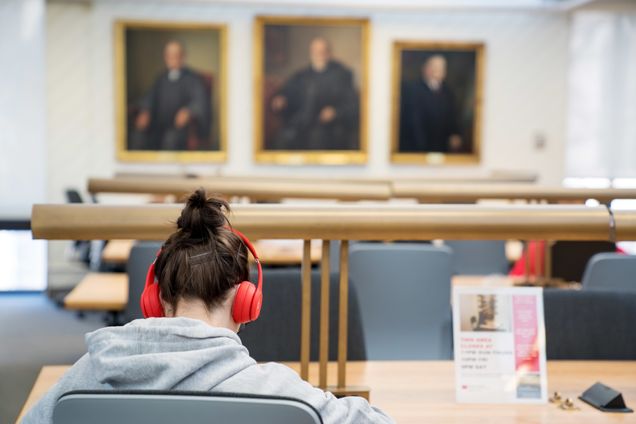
453;286;547;403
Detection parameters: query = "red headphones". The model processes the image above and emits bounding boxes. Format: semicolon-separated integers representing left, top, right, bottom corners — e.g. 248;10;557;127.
140;228;263;324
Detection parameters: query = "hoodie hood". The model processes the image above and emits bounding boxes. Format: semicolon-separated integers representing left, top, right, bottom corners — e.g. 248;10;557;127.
86;317;255;390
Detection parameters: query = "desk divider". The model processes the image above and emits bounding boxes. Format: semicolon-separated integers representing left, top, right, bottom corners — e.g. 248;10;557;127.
88;177;392;202
30;203;636;400
88;176;636;204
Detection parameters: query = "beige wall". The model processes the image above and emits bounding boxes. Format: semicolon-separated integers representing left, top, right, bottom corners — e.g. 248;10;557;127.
46;0;572;206
0;0;47;219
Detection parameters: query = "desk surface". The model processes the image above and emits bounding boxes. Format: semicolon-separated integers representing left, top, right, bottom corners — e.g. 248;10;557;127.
100;239;322;266
101;240;134;264
64;272;128;311
17;361;636;424
62;274;571;313
452;275;580;289
104;239;523;266
253;239;322;265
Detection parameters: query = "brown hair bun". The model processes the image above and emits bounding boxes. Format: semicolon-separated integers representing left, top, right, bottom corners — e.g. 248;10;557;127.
176;188;230;240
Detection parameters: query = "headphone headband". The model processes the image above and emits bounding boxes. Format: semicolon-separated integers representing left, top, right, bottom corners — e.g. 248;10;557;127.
228;228;263;296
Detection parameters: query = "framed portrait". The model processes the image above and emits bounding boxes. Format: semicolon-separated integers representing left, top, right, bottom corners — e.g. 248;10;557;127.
391;41;485;165
114;21;227;162
254;16;369;165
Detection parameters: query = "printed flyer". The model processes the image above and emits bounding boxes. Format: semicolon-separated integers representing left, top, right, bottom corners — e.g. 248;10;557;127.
453;286;547;403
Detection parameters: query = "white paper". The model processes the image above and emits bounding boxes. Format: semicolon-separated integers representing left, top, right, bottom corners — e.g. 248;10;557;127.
453;286;547;403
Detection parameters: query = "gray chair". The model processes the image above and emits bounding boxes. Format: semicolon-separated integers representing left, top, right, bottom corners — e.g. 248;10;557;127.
444;240;508;275
53;391;322;424
581;252;636;293
240;267;366;362
544;289;636;359
349;243;453;359
124;242;163;322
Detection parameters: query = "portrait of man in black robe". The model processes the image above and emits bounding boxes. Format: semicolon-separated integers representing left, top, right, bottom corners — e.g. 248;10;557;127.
268;37;359;151
394;43;483;162
130;40;211;151
399;55;462;153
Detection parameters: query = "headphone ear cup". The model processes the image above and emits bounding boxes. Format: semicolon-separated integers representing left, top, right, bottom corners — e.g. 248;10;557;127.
250;290;263;322
141;282;164;318
232;281;256;324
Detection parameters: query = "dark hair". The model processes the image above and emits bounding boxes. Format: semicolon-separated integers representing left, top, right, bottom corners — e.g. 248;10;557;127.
154;189;249;313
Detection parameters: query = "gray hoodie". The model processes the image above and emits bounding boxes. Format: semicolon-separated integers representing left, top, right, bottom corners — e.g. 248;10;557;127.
21;317;394;423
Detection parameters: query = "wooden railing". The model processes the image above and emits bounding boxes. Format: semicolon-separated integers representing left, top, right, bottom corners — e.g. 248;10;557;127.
30;203;636;398
31;204;636;241
391;182;636;203
88;177;392;202
112;169;538;184
87;177;636;203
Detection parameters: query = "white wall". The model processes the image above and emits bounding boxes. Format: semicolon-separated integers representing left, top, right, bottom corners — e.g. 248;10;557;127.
565;1;636;180
0;0;47;219
45;1;571;205
566;11;636;179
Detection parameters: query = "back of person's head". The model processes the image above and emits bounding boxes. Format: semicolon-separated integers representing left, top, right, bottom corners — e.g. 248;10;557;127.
154;189;249;313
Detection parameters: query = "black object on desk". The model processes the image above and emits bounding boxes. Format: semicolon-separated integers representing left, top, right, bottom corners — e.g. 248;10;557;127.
579;382;633;413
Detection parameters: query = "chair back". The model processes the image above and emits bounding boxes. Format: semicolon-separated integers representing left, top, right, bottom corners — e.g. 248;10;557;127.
444;240;508;275
65;189;91;263
544;289;636;359
349;243;453;359
239;267;366;361
124;242;162;321
53;391;322;424
65;189;84;204
581;252;636;293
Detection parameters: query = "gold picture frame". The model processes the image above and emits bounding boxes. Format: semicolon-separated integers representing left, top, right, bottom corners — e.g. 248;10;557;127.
114;20;228;162
253;16;370;165
390;41;485;165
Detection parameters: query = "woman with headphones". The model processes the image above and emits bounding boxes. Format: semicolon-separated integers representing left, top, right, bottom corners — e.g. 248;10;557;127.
22;189;394;424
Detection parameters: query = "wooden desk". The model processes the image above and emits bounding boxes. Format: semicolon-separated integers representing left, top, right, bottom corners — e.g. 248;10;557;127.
452;275;519;288
88;177;392;201
101;240;134;264
100;240;322;267
391;182;636;204
452;275;580;290
64;273;128;311
17;361;636;423
61;274;569;314
18;366;69;423
95;239;573;273
65;241;322;313
254;239;322;265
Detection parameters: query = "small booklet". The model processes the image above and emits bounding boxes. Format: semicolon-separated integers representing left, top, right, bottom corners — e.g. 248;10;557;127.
453;286;547;403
